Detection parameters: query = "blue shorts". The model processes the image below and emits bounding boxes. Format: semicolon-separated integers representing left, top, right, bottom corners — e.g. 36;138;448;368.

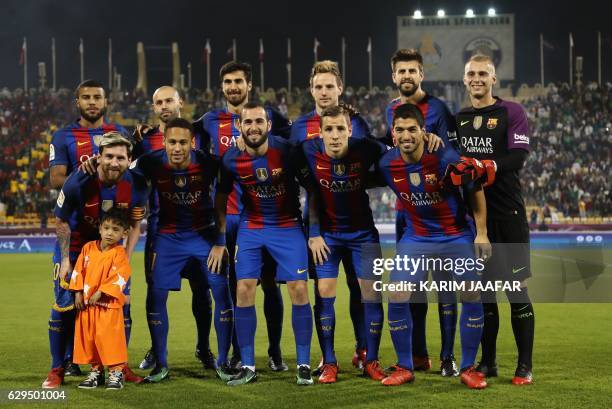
226;214;240;274
235;226;308;282
145;216;206;287
390;232;483;283
150;229;227;291
315;229;381;280
52;243;78;311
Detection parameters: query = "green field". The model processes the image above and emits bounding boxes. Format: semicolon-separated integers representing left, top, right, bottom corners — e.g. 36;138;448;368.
1;253;611;409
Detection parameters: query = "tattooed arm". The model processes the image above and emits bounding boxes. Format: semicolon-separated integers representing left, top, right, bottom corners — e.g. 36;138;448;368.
56;217;72;282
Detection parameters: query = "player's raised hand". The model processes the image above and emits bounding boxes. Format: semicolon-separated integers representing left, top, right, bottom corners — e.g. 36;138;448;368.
308;236;330;265
423;132;444;152
78;154;99;175
207;245;228;274
74;291;85;310
133;124;152;142
474;233;492;262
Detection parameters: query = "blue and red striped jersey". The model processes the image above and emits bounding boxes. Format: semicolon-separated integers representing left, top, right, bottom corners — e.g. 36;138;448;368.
131;126;165;222
132;126;165;159
194;107;291;215
289;110;372;145
131;149;219;234
302;137;387;232
49;120;130;173
384;95;457;149
54;169;148;254
377;146;470;237
219;135;307;229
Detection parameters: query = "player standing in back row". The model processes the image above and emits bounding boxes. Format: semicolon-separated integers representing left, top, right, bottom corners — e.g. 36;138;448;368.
456;54;535;385
194;61;292;372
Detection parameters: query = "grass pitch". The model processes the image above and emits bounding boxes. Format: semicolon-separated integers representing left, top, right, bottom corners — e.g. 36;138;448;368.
0;252;611;409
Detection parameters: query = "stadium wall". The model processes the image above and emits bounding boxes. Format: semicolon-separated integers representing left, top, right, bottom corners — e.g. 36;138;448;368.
1;231;610;254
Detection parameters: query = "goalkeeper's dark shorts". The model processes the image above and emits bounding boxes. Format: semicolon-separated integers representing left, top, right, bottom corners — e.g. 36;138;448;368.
482;214;531;283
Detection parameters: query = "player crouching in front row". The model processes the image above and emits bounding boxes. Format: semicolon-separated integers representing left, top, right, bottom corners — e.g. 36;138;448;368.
69;209;133;390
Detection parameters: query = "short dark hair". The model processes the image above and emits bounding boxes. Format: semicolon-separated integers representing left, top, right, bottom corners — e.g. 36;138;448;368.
100;208;130;230
219;61;252;84
390;49;424;72
392;103;424;128
320;104;352;127
74;79;106;99
165;117;194;136
241;101;268;119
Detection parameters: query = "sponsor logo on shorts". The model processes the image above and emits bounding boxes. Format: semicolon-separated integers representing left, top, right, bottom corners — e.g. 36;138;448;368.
297;268;307;274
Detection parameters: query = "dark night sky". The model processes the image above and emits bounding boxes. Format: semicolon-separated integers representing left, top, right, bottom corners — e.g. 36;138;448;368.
1;0;611;91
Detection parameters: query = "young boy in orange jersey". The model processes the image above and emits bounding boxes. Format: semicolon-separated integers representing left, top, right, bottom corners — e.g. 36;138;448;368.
69;209;132;390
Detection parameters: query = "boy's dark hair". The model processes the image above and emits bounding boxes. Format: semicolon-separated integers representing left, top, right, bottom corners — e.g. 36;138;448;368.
219;61;252;84
392;103;425;128
100;208;130;230
74;79;106;99
165;117;194;135
390;48;424;72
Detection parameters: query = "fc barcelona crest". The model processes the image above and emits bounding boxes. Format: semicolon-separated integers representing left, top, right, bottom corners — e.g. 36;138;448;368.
409;172;421;187
175;176;187;187
473;116;483;130
487;118;498;129
425;174;437;185
256;168;269;181
333;163;346;176
102;200;114;212
93;135;103;147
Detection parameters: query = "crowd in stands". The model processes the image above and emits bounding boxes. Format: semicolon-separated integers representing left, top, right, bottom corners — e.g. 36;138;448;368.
0;81;609;228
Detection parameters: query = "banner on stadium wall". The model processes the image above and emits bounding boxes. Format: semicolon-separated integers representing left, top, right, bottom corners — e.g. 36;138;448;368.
397;14;515;81
0;232;609;254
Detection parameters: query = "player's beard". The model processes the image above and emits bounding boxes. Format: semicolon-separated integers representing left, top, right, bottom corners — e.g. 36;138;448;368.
398;81;418;97
101;165;124;184
79;106;106;123
225;91;247;108
159;109;179;124
243;131;267;149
